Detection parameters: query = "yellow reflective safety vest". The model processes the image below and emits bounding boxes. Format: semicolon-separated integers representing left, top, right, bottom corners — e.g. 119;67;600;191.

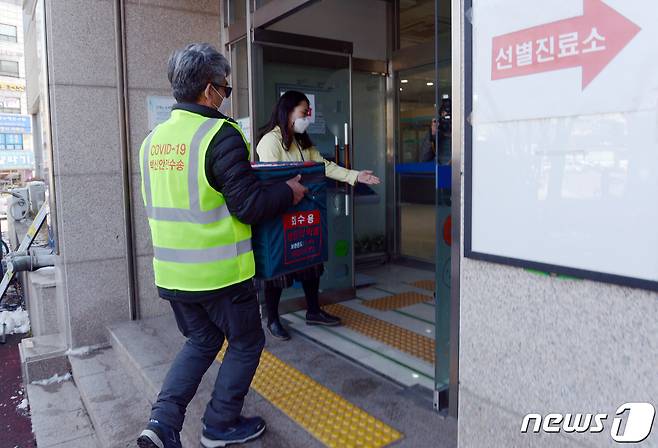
139;109;255;291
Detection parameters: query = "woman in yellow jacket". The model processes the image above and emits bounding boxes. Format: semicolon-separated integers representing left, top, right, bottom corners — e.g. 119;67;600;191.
257;90;380;341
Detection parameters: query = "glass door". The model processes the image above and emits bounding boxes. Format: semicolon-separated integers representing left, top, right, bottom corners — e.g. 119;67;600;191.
397;64;438;263
392;0;453;407
253;43;355;305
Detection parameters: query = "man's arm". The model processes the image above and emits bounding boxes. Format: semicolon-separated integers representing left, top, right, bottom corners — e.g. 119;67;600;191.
205;125;293;225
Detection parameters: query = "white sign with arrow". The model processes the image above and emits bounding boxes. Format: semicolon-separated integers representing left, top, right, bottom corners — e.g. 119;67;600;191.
473;0;655;123
469;0;658;289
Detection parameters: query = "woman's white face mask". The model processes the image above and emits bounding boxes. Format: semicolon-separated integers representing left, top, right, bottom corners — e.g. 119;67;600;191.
293;116;311;133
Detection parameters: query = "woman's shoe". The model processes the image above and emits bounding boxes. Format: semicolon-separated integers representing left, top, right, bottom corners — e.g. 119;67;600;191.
267;320;291;341
306;310;342;326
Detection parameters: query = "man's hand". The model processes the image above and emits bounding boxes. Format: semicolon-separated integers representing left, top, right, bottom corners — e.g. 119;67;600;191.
286;175;308;205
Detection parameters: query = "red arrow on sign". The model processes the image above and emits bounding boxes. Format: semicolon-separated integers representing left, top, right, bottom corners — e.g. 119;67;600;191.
491;0;641;89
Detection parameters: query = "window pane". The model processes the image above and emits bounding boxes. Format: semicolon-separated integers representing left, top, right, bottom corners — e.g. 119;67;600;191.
0;24;17;43
0;96;21;114
229;39;249;119
0;60;19;77
397;64;441;263
227;0;246;26
0;133;23;150
4;134;24;150
354;73;387;256
399;64;436;163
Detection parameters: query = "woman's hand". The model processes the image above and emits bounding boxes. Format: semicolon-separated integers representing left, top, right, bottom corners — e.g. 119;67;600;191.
357;170;381;185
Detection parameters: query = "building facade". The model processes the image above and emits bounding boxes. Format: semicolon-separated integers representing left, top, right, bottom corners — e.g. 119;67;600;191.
0;0;34;185
20;1;658;447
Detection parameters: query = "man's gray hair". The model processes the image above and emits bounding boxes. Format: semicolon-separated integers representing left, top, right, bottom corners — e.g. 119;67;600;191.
167;43;231;103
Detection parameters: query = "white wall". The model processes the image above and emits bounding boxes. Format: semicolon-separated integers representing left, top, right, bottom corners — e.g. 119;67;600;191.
458;2;658;444
459;258;658;447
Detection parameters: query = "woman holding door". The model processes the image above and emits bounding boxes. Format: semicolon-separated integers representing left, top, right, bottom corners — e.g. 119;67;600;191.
257;90;380;341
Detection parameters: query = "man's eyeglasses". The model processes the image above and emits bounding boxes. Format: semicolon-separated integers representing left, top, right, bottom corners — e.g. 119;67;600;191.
212;83;232;98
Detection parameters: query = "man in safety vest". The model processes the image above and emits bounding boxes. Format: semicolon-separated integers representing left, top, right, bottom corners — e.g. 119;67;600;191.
137;43;306;448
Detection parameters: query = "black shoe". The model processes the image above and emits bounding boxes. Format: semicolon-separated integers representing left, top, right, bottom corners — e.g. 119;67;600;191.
267;320;290;341
306;310;342;326
137;419;182;448
201;416;266;447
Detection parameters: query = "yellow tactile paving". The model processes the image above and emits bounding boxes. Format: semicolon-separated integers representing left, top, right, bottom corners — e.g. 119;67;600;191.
410;279;435;292
323;304;436;364
362;291;432;311
216;347;403;448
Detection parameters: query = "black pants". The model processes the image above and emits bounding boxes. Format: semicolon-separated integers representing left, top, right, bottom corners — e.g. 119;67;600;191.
264;276;321;324
150;281;265;432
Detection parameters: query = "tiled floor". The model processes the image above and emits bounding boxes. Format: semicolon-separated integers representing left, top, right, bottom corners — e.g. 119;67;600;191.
282;264;438;391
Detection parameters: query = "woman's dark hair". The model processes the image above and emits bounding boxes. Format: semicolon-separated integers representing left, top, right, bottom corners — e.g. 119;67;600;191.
260;90;314;150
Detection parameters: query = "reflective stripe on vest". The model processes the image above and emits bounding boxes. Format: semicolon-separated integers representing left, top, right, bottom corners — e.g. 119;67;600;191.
142;118;231;224
153;239;252;264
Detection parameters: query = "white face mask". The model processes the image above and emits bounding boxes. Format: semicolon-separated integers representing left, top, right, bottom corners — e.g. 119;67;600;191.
217;99;231;116
293;117;311;133
211;84;231;116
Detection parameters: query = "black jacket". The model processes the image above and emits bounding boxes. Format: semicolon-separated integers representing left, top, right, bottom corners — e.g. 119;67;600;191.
157;103;293;302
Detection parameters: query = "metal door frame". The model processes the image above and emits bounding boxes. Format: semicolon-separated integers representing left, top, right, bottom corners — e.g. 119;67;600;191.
223;0;462;419
448;0;462;419
248;28;357;295
390;0;461;417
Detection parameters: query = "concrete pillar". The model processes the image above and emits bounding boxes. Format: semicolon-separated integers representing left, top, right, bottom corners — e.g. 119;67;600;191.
123;0;220;319
45;0;128;347
44;0;220;347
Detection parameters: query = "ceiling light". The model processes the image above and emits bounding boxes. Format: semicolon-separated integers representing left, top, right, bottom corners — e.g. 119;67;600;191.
427;82;434;86
401;79;409;84
399;87;403;91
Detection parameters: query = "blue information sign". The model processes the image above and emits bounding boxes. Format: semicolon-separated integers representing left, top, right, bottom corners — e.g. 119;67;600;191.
0;114;32;134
